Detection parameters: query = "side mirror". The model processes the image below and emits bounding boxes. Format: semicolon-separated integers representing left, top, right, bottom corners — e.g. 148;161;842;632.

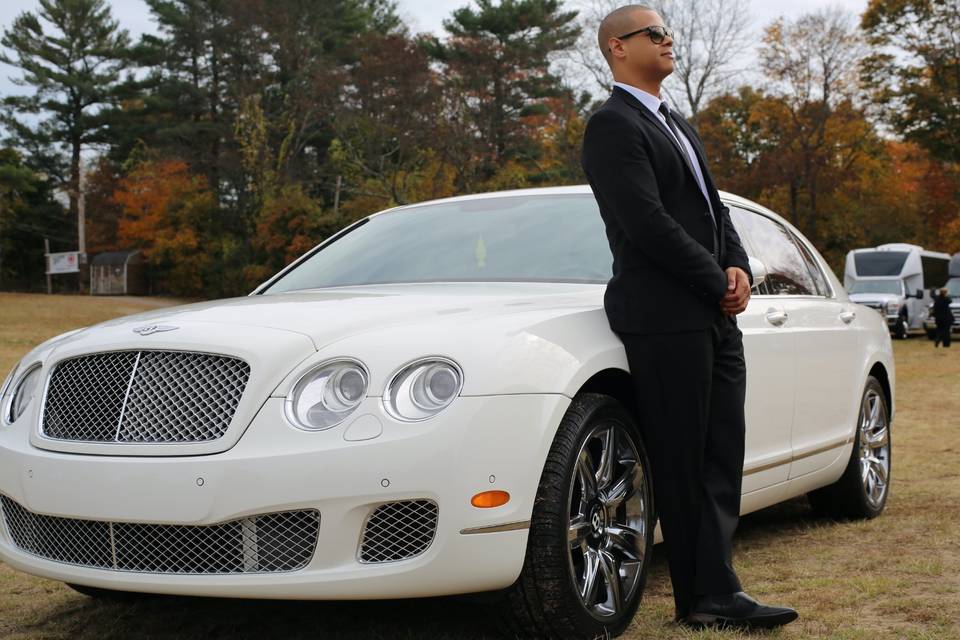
918;289;925;299
747;255;767;290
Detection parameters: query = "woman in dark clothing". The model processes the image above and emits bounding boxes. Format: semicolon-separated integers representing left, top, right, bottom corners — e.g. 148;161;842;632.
933;288;953;348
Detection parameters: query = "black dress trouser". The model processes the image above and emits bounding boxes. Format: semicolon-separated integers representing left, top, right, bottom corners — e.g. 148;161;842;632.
614;307;746;618
935;322;952;347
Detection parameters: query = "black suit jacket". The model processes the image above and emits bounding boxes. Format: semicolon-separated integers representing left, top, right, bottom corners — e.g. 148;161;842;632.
581;84;752;334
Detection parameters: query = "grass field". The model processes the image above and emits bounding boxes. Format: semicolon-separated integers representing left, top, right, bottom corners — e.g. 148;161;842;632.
0;292;957;639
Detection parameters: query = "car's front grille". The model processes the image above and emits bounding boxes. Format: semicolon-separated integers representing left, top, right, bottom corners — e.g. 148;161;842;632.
41;350;250;443
0;496;319;574
359;500;438;563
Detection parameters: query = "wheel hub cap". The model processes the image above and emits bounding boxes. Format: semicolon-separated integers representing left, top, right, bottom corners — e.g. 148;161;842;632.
589;504;605;538
566;422;649;619
858;388;890;509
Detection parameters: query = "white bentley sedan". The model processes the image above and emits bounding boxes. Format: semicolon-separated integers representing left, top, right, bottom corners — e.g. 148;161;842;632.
0;186;893;639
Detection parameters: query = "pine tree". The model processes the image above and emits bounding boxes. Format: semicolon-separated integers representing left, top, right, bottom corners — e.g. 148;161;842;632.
426;0;581;185
1;0;130;231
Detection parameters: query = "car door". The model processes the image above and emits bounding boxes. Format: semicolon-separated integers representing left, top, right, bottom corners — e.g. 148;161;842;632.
733;210;864;479
781;228;864;478
727;206;796;492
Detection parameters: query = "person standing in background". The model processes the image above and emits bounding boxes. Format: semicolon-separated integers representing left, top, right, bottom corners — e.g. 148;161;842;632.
933;288;953;348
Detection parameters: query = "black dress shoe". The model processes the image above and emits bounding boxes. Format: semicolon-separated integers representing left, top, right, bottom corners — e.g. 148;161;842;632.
684;591;798;630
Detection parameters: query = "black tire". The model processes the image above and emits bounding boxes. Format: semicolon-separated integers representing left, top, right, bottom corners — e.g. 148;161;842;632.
893;313;909;339
497;393;655;639
926;328;937;340
65;582;151;602
807;376;891;519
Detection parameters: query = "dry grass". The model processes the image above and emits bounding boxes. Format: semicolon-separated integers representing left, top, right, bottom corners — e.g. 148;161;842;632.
0;293;958;639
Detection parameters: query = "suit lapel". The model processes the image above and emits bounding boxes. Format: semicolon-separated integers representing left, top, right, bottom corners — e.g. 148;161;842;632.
612;86;701;186
673;115;726;238
611;86;725;258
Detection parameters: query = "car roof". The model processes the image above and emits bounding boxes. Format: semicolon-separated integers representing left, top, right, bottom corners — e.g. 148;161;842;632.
371;184;790;229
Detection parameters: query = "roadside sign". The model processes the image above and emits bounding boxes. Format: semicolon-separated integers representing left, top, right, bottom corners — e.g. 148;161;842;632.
47;251;80;274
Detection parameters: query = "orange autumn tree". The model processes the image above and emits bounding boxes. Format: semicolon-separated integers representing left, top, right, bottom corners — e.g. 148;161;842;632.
114;158;216;296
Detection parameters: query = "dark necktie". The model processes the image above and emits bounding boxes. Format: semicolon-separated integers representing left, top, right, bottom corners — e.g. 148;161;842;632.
658;102;719;257
658;102;699;185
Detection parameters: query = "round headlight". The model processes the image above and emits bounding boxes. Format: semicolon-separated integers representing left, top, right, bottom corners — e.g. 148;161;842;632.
384;357;463;422
0;363;17;398
0;363;19;422
4;364;42;425
285;359;368;431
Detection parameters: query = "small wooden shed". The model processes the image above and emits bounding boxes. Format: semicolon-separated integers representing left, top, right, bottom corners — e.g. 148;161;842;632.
90;250;147;295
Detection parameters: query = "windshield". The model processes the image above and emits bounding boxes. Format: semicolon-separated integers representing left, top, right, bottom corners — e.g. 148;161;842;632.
263;195;613;293
848;279;903;295
947;279;960;297
854;251;908;276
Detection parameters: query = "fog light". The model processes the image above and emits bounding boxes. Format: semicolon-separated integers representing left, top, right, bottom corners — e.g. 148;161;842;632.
471;490;510;508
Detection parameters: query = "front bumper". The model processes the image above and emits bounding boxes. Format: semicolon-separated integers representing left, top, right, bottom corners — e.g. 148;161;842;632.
0;393;571;599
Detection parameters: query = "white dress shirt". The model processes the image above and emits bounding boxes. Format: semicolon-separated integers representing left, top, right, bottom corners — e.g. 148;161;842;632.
612;81;716;228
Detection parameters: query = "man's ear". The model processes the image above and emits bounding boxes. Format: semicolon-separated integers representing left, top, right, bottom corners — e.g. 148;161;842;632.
608;38;627;62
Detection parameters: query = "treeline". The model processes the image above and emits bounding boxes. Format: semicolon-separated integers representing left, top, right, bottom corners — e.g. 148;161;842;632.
0;0;957;295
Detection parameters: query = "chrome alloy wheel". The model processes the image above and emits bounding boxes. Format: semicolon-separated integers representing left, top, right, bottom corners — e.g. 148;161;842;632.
858;388;890;509
566;422;648;618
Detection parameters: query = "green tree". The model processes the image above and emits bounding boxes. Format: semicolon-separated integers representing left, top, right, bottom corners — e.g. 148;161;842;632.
1;0;130;226
426;0;581;187
758;8;871;243
0;148;69;290
861;0;960;164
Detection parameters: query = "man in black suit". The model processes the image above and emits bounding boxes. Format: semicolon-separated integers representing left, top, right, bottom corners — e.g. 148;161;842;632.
580;4;798;630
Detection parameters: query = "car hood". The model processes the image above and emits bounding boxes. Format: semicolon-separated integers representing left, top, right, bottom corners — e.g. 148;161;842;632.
70;282;604;351
849;293;900;306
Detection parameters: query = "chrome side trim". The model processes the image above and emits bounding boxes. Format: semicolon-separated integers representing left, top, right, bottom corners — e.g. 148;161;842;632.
742;434;855;476
459;520;531;535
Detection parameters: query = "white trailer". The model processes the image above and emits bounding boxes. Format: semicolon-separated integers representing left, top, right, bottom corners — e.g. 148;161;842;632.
844;243;951;338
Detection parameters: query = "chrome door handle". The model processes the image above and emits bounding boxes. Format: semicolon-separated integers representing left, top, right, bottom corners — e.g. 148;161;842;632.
839;310;856;324
765;308;788;326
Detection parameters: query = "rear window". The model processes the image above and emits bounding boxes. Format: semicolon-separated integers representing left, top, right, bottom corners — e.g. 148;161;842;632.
854;251;908;276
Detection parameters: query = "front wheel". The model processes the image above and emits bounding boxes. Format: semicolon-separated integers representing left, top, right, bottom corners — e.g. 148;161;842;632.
807;376;891;519
893;314;909;339
499;393;655;639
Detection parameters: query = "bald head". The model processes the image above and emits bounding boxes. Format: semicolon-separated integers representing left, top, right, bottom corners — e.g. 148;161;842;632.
598;5;655;68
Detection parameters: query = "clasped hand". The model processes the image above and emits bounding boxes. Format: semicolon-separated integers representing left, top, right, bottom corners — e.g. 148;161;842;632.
721;267;750;315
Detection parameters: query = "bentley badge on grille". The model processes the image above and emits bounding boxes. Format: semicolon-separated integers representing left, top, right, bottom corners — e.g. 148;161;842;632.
132;324;178;336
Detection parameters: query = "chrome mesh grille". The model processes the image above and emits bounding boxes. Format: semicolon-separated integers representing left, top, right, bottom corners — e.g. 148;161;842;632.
42;350;250;443
359;500;438;563
1;496;319;574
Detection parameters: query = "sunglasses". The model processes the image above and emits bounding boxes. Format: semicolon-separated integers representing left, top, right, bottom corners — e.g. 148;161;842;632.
612;25;674;46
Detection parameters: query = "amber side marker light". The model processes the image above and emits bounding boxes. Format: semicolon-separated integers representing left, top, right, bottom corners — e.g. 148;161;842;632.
471;490;510;508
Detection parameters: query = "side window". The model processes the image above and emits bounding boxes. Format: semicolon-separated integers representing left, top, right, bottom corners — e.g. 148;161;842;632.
729;207;816;295
727;206;770;295
792;233;830;297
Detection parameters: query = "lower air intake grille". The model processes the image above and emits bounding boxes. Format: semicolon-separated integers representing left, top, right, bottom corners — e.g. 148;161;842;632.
359;499;438;563
1;496;319;574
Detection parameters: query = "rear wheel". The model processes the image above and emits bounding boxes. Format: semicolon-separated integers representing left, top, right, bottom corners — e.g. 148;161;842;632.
808;376;890;519
499;393;655;639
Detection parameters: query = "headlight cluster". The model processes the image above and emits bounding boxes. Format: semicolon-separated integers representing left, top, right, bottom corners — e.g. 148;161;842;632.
1;363;42;425
284;356;463;431
383;357;463;422
885;301;901;314
285;359;369;431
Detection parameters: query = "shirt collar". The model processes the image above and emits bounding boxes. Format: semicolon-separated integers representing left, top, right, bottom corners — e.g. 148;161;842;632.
612;81;664;116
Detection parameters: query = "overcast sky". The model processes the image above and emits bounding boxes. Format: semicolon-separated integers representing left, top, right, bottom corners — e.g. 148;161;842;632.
0;0;869;112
